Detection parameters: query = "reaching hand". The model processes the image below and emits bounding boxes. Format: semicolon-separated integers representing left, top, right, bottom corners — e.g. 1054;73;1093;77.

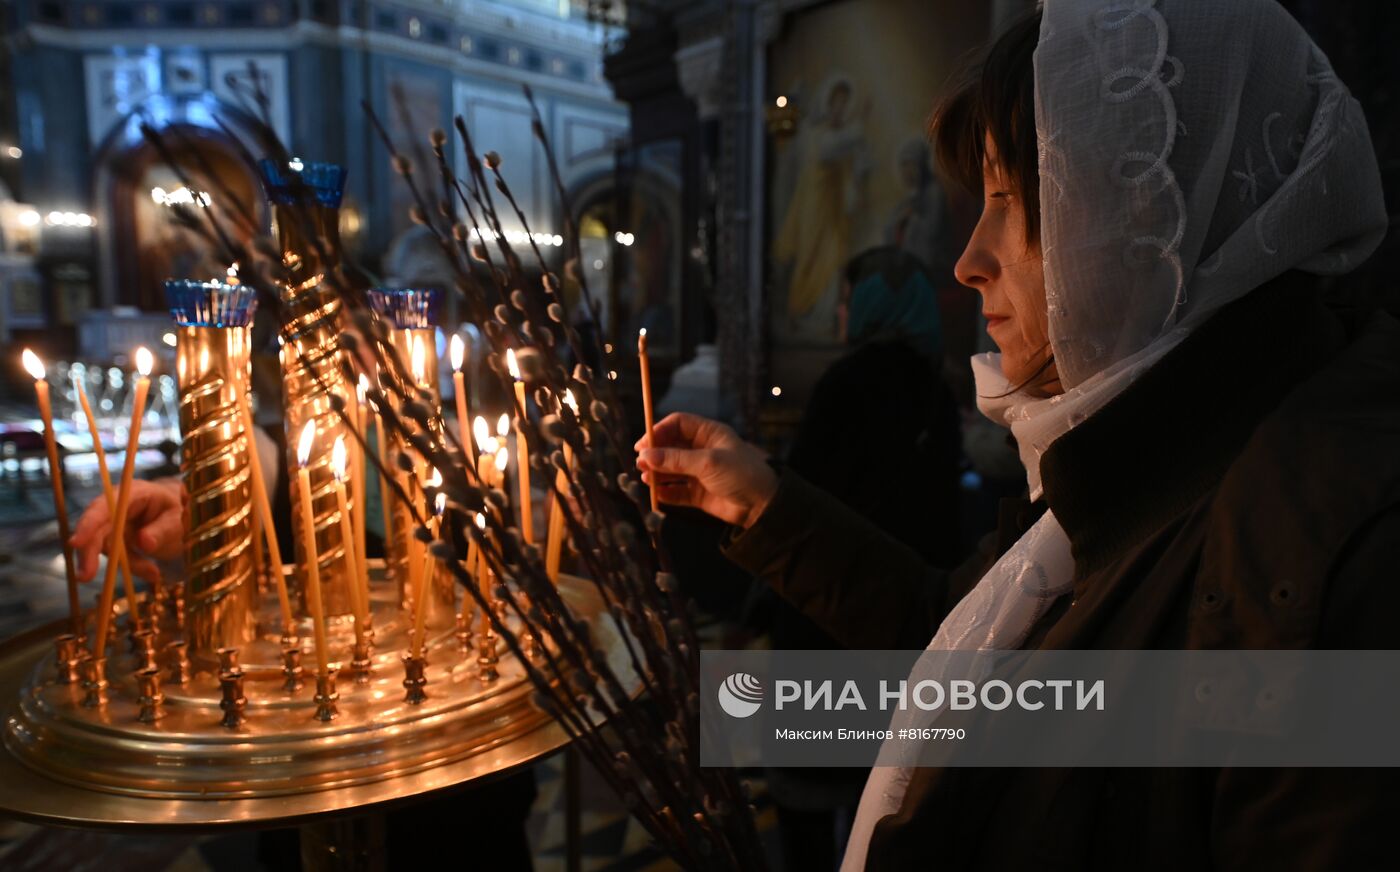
69;478;186;584
635;413;779;529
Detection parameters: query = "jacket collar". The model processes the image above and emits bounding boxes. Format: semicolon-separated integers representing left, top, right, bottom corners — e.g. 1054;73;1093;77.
1038;271;1347;574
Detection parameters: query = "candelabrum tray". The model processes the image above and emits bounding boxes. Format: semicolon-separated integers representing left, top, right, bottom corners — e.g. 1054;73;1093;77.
0;573;629;831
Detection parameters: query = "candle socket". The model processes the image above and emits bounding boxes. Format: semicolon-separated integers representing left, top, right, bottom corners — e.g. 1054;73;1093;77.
282;645;306;693
280;630;301;651
313;670;340;722
455;611;474;654
126;592;145;636
477;634;499;683
351;641;372;686
133;629;158;672
54;634;83;684
172;582;187;627
401;653;428;705
135;667;165;724
165;640;191;685
141;597;163;634
218;647;240;674
219;668;247;729
82;657;109;708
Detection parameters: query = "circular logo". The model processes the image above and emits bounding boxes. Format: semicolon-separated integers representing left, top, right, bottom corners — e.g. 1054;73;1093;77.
718;672;763;718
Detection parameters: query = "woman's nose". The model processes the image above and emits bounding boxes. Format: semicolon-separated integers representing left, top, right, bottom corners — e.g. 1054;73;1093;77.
955;238;999;292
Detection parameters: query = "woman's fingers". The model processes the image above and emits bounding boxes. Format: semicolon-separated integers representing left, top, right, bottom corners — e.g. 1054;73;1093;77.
125;556;162;585
136;505;185;559
70;499;114;582
635;412;727;453
638;447;709;479
72;520;112;582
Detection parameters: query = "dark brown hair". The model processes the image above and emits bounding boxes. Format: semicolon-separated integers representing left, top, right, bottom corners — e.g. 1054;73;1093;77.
929;10;1043;243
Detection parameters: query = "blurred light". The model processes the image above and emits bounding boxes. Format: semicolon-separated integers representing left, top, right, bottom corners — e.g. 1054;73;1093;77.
613;231;635;247
467;227;564;248
45;211;95;228
592;259;605;271
4;146;21;159
289;157;305;172
607;370;618;380
162;332;177;348
603;343;613;354
17;209;39;227
770;385;782;398
775;96;788;108
151;186;212;207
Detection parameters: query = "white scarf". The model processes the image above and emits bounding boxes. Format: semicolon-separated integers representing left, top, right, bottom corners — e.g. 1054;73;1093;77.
842;0;1386;868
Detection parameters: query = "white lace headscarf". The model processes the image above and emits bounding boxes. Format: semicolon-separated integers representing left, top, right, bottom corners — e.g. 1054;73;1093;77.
844;2;1386;868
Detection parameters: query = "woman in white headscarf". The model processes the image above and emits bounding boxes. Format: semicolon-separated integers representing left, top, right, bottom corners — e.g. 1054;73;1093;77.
639;0;1400;868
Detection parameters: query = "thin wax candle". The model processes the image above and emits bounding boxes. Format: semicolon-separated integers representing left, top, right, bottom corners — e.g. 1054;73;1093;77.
22;350;82;636
92;347;153;655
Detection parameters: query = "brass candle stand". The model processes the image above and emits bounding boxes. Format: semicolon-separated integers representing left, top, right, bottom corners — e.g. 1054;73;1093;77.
365;287;455;633
0;568;623;822
167;280;260;667
260;159;357;620
0;167;633;827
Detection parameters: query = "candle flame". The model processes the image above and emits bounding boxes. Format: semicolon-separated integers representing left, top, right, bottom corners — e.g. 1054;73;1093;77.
411;333;426;384
473;415;489;447
356;373;369;405
135;346;154;377
562;389;578;414
475;512;486;530
638;328;648;354
331;435;348;482
450;334;465;371
427;468;442;488
494;445;509;473
506;348;520;380
434;492;446;516
496;413;510;437
297;421;316;468
20;348;44;381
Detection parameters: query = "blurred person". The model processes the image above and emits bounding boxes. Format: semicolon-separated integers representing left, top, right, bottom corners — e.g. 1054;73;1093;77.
767;246;962;870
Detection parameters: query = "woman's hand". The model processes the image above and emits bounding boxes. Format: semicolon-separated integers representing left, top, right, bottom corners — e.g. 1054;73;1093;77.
69;479;186;584
635;413;779;529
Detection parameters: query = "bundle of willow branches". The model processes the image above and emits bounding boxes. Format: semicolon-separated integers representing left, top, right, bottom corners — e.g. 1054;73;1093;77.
139;78;765;870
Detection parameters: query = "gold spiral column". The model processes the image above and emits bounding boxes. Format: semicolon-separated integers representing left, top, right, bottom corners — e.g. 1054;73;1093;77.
259;159;357;619
366;289;455;631
166;280;259;665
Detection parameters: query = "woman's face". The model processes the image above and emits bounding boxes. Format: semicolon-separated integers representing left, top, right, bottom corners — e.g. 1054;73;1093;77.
954;136;1061;394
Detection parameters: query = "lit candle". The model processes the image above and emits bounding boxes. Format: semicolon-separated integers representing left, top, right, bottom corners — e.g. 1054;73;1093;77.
545;390;577;583
451;334;475;460
23;350;82;636
478;446;508;631
353;375;369;593
505;349;533;543
236;392;294;636
296;422;330;676
71;371;140;634
637;329;659;512
408;335;429;598
330;436;367;653
91;347;153;655
372;377;394;554
472;511;488;638
411;475;444;656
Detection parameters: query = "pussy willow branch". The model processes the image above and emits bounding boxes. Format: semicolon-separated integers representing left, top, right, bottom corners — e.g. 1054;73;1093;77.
144;90;765;870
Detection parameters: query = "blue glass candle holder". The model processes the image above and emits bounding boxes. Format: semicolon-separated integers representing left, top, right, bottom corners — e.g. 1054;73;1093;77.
366;287;443;330
257;158;347;208
164;280;259;328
